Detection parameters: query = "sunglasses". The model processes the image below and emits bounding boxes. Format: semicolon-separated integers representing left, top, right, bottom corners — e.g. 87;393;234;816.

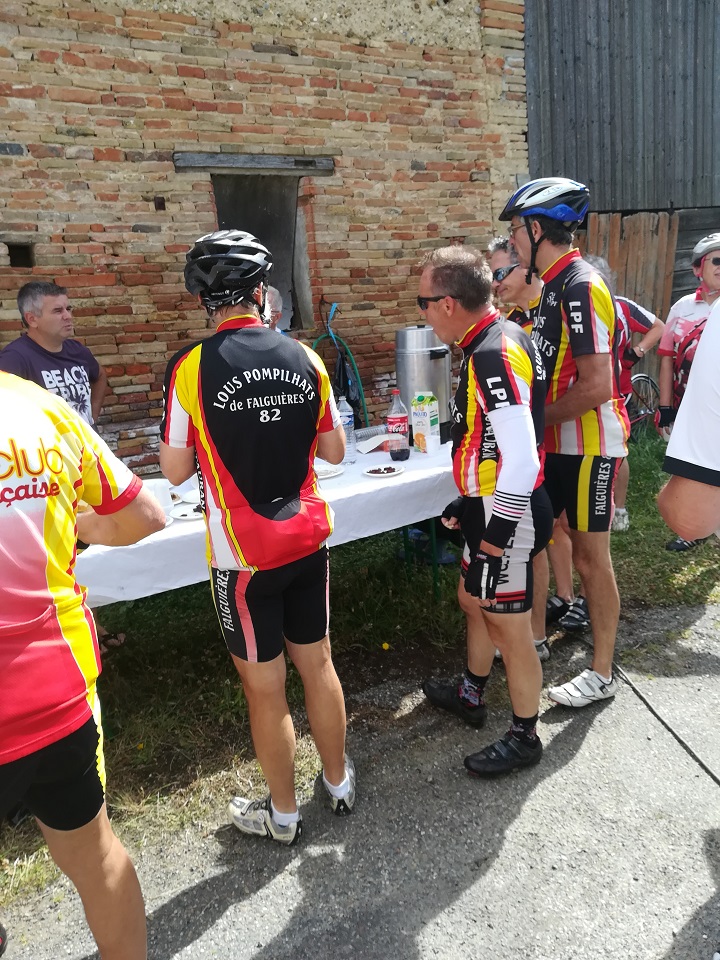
492;263;519;283
704;256;720;267
416;294;461;310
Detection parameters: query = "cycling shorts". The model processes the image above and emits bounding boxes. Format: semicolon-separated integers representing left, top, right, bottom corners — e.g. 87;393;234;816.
211;547;329;663
460;486;553;613
544;453;620;532
0;714;105;831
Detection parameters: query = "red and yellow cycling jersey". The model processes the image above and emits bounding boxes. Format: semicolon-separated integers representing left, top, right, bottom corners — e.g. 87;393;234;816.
161;315;339;572
451;309;546;497
533;250;628;457
0;374;141;763
506;305;534;335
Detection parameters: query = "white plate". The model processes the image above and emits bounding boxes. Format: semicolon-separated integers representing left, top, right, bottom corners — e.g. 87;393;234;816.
170;504;204;521
363;465;405;479
164;515;174;527
170;477;201;504
315;464;344;481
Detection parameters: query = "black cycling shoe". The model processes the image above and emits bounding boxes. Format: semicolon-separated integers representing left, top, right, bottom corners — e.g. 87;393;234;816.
546;593;569;626
557;596;590;632
464;730;542;777
0;922;7;958
665;536;706;552
422;678;487;728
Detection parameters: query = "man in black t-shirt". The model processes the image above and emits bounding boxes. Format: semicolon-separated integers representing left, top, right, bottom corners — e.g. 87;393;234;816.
0;281;107;426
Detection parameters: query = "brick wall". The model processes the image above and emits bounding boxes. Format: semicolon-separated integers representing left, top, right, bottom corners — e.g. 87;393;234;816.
0;0;527;471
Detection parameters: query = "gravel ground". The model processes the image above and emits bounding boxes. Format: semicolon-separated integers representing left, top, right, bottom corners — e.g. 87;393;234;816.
5;604;720;960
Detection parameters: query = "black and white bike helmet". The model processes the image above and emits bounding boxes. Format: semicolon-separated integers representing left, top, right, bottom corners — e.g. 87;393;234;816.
500;177;590;282
691;234;720;266
184;230;273;310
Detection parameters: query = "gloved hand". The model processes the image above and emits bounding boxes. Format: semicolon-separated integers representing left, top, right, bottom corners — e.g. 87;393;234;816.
656;406;676;428
441;496;465;529
464;550;503;601
623;344;642;366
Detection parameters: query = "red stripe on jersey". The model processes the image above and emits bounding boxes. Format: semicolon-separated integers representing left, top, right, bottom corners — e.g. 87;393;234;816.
541;249;581;284
92;473;142;517
457;309;502;349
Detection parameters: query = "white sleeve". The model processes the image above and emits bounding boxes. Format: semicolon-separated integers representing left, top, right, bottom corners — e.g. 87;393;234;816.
487;404;540;493
486;404;540;529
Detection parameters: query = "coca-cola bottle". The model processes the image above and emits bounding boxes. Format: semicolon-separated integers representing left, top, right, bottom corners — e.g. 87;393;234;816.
387;389;410;461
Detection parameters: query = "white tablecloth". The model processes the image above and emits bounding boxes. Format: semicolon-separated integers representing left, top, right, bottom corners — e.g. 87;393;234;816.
76;446;456;607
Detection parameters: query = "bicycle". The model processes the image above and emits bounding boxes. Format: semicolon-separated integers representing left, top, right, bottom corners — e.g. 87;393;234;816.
625;372;659;442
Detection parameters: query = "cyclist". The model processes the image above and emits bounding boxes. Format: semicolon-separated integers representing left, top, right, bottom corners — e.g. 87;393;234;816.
487;236;553;660
659;298;720;540
0;372;166;960
419;245;553;775
487;235;542;334
501;177;629;708
657;233;720;550
159;230;354;845
584;256;665;532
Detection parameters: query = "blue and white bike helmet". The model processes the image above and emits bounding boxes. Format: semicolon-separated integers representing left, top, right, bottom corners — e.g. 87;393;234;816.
500;177;590;281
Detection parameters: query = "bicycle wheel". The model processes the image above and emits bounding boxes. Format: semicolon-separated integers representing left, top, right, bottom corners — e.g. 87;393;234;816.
628;373;659;442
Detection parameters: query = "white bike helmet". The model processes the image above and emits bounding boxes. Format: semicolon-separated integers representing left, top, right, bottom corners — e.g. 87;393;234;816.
691;234;720;266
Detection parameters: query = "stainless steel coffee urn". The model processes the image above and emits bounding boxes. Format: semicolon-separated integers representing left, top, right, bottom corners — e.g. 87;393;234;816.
395;325;453;443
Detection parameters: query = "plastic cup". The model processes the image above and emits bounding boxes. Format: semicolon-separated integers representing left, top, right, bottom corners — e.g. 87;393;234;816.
425;435;441;455
143;478;173;516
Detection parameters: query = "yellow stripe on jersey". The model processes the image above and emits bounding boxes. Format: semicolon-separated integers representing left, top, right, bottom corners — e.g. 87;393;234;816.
175;345;252;570
505;338;533;399
579;407;601;453
459;362;480;493
551;335;569;404
590;281;615;345
478;457;498;495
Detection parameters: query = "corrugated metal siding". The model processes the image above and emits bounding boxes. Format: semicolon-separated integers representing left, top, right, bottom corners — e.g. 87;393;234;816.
526;0;720;212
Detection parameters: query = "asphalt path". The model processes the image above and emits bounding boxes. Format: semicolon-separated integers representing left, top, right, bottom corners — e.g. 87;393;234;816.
5;604;720;960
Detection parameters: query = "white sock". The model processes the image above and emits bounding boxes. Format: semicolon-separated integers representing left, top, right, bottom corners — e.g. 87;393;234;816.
270;800;300;826
534;637;547;647
593;669;612;684
323;771;350;799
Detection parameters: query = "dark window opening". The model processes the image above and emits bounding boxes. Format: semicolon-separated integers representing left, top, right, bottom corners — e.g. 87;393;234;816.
211;174;312;330
8;243;34;268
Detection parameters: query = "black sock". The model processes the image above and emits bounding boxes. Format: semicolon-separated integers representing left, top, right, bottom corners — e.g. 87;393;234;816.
511;712;538;743
458;669;489;707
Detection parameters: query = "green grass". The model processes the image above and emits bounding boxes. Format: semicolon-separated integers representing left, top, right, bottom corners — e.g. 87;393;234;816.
2;435;719;902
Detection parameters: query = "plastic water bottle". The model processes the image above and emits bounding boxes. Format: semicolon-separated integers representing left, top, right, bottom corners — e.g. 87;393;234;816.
387;389;410;461
337;395;357;463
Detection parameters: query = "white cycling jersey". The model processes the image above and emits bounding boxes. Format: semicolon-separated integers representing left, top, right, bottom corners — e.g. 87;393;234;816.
664;299;720;487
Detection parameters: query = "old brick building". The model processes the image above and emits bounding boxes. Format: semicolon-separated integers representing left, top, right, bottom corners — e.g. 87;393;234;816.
0;0;527;470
